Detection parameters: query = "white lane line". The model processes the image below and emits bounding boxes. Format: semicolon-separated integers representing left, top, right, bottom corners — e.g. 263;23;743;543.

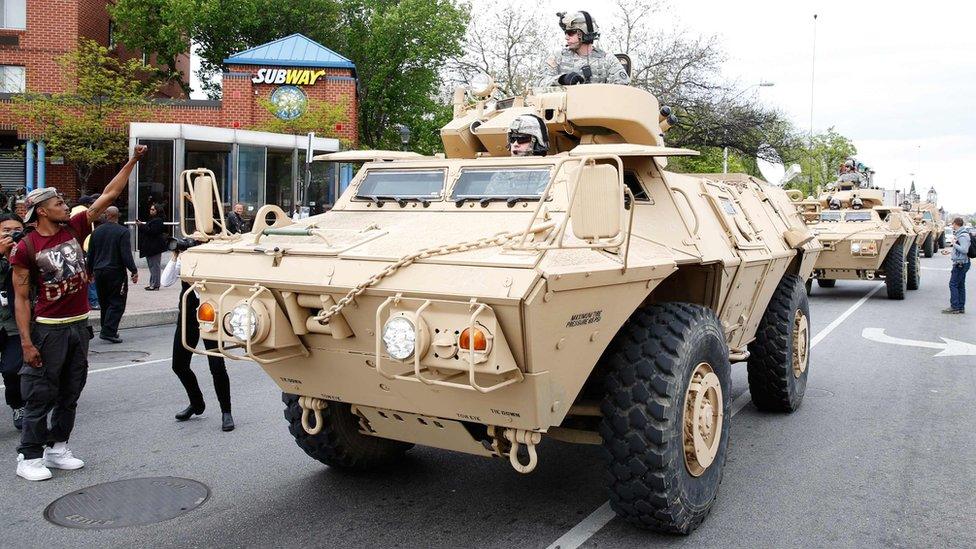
547;283;882;549
0;357;172;389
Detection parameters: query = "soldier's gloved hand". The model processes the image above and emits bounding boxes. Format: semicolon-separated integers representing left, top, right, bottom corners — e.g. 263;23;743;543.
558;72;586;86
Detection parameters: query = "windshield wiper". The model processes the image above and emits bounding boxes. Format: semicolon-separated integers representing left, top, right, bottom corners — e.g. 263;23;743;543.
361;195;435;208
454;196;539;208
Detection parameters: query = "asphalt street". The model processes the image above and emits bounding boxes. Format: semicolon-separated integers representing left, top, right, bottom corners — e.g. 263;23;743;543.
0;253;973;549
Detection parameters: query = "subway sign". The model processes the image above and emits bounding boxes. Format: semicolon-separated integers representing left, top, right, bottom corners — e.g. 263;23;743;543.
252;68;326;86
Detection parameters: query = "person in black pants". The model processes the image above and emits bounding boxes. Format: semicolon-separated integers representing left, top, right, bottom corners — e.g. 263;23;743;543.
87;207;138;343
161;251;234;431
136;203;168;290
0;213;25;429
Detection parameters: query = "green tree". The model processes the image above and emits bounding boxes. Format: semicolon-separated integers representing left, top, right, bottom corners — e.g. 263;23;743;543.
108;0;197;96
13;40;159;193
784;128;857;196
667;146;749;175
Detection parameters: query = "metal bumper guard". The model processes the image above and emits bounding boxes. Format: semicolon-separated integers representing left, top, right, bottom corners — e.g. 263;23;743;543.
181;281;309;364
375;295;524;393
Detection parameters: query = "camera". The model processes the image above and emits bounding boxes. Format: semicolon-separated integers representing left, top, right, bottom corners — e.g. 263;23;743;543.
8;229;24;243
166;237;202;253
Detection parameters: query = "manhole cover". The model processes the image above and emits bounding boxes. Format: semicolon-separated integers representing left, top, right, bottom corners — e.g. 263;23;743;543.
88;350;151;363
44;477;209;529
805;388;834;398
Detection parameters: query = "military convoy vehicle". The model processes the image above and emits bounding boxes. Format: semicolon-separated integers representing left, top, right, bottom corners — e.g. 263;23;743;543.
911;202;945;257
797;180;916;298
175;81;821;534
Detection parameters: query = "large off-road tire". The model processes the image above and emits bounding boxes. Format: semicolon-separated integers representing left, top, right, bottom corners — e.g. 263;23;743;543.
747;275;810;412
907;242;921;290
599;303;731;535
817;279;836;288
883;241;907;300
805;278;813;296
938;232;946;249
922;234;934;258
283;393;412;470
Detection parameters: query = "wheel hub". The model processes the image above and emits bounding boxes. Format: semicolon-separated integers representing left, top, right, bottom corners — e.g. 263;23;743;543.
792;310;809;378
683;362;723;477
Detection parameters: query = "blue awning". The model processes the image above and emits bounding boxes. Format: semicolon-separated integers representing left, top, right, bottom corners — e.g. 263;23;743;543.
224;34;355;70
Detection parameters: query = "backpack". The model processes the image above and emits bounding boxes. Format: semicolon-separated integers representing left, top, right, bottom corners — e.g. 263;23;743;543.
967;229;976;259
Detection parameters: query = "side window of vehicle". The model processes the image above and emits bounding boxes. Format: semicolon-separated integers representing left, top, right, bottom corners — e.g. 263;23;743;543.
623;171;650;203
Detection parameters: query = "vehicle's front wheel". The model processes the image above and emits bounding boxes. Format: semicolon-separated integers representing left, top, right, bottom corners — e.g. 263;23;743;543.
884;241;907;300
938;232;946;249
907;242;921;290
599;303;731;535
922;234;934;258
817;279;836;288
283;393;412;471
747;275;810;412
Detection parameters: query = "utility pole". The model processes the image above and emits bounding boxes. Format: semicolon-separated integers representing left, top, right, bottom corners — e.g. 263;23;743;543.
809;13;818;143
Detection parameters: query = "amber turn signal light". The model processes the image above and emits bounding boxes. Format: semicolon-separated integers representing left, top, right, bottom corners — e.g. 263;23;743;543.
197;302;217;323
459;327;487;351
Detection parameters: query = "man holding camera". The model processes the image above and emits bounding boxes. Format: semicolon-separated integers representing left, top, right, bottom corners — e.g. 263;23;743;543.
0;213;26;431
10;145;146;481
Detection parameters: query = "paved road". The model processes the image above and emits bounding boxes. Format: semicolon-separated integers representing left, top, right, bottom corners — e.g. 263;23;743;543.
1;254;974;548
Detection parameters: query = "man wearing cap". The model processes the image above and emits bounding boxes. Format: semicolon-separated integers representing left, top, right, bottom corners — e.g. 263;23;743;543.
537;11;630;88
10;145;147;481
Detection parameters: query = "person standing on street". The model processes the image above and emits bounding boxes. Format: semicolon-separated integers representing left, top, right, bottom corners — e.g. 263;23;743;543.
137;202;167;291
88;206;139;343
161;250;234;431
10;145;147;481
226;203;249;234
941;217;971;314
0;213;25;430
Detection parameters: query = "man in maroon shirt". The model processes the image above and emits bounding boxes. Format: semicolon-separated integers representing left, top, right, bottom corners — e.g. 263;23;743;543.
11;145;147;481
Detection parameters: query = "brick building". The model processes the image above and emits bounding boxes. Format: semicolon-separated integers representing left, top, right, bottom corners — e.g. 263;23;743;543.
0;0;359;221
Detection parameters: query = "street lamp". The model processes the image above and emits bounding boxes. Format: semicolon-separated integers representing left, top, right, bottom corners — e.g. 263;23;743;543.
396;124;411;151
723;81;775;174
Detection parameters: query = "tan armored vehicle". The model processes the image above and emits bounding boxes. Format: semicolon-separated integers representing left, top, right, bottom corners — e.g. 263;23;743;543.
911;202;945;257
801;181;917;298
176;82;820;534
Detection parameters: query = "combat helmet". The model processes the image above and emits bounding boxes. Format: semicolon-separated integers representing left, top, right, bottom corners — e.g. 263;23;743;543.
557;11;600;44
508;114;550;156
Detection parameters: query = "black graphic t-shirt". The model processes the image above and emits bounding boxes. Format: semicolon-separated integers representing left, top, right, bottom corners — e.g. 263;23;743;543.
10;211;92;320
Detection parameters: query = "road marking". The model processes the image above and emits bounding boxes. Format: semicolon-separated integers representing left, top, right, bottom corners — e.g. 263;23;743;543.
0;357;172;389
921;266;951;272
861;328;976;357
547;283;882;548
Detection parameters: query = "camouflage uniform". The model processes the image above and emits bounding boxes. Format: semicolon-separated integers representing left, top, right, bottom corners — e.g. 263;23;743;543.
537;47;631;88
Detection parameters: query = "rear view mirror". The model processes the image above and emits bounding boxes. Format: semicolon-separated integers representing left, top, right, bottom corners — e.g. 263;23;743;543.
571;163;623;241
180;168;228;238
192;174;215;234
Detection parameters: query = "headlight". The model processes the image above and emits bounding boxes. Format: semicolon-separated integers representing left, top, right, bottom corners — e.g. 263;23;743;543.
228;303;258;341
383;316;417;360
851;243;861;253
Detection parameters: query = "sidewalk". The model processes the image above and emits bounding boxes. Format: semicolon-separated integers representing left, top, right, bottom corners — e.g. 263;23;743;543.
88;255;181;332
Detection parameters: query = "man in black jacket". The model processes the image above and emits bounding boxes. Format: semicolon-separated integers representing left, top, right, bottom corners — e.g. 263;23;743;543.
227;203;249;234
88;207;138;343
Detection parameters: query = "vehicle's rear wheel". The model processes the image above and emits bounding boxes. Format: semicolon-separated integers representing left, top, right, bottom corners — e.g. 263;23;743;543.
884;241;907;300
599;303;731;535
817;279;836;288
938;232;946;249
922;234;934;258
283;393;412;471
907;242;921;290
747;275;809;412
805;278;813;296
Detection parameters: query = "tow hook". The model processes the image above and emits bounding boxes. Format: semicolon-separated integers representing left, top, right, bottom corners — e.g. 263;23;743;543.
298;396;327;435
489;426;542;473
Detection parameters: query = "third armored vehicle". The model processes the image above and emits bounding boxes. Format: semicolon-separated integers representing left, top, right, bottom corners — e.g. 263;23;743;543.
802;180;916;298
911;201;945;257
175;82;820;534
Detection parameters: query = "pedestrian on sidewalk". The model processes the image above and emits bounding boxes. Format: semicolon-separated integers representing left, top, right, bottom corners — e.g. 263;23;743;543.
137;202;167;291
227;203;249;234
161;250;234;432
10;145;147;481
941;217;971;314
0;213;25;430
88;206;139;343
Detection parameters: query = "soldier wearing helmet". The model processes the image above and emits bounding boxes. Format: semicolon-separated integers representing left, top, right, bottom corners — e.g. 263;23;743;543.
537;11;631;88
507;114;549;157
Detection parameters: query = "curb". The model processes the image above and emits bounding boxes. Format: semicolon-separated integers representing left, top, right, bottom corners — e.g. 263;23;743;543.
89;309;179;332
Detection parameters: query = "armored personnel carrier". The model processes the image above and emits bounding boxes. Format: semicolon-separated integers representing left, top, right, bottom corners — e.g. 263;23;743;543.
175;82;820;534
801;180;916;298
911;202;945;257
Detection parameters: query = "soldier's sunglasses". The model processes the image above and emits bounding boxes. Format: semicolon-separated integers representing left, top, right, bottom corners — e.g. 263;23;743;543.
508;134;533;145
564;29;581;36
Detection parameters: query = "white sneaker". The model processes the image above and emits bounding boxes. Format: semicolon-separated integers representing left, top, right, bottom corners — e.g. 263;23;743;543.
43;443;85;470
16;454;52;481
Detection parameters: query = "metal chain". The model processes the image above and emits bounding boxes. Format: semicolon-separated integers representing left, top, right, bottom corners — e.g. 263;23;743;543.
313;230;524;324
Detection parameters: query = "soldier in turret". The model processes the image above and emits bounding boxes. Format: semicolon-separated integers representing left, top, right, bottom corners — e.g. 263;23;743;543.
537;11;631;87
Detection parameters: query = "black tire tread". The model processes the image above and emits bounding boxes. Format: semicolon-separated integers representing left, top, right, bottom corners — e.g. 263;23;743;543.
747;275;809;412
922;234;934;258
884;240;907;300
907;242;920;290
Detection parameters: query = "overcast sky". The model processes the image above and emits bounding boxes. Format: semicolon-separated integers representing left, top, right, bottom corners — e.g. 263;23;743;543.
194;1;975;213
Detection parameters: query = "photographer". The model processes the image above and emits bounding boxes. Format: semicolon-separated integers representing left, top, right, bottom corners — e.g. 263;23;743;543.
161;247;234;432
0;213;25;430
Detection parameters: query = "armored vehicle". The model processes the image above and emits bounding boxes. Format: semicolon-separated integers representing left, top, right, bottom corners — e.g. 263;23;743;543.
176;82;820;534
800;181;916;298
912;202;945;257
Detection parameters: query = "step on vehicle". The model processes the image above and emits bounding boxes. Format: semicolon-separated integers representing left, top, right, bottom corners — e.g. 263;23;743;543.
176;79;821;534
796;175;914;299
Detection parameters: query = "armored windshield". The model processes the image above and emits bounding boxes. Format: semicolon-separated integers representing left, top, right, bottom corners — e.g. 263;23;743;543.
922;211;933;220
356;169;445;199
451;168;551;198
819;212;842;222
845;212;873;222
